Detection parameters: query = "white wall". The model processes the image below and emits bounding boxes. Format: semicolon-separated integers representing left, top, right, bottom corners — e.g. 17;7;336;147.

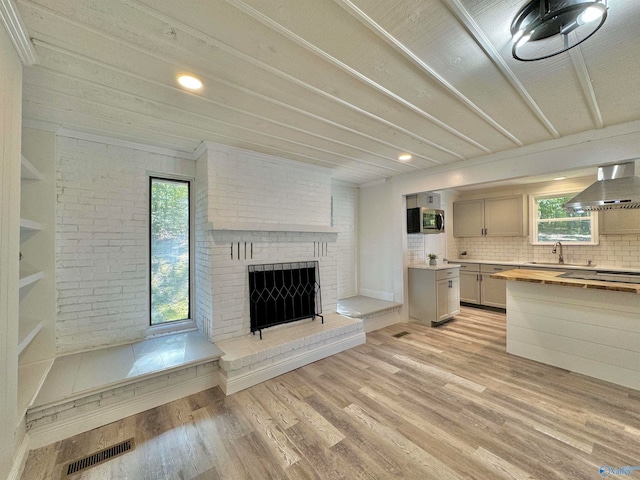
55;135;195;354
195;144;337;343
0;22;23;480
332;181;358;298
358;180;399;302
201;143;331;228
359;121;640;319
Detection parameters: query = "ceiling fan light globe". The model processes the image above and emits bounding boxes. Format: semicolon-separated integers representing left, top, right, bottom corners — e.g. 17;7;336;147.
510;0;607;61
579;5;605;24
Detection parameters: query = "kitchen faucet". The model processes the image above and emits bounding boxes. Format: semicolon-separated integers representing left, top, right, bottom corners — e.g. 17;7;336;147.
552;242;564;264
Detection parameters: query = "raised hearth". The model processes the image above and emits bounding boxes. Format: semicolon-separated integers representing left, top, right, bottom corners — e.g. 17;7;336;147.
216;312;365;394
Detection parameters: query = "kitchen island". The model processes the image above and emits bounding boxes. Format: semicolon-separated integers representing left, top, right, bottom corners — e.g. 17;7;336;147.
492;269;640;391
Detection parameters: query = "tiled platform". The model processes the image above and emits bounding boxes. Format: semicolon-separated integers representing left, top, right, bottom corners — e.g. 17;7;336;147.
217;313;365;394
27;331;223;448
33;331;222;407
337;295;402;332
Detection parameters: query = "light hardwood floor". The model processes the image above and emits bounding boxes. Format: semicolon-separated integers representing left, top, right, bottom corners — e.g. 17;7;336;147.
21;307;640;479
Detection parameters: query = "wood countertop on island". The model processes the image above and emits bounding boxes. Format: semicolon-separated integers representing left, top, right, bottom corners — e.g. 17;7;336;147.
491;268;640;294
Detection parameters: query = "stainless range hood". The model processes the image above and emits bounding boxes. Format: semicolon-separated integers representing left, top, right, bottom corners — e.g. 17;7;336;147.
563;161;640;212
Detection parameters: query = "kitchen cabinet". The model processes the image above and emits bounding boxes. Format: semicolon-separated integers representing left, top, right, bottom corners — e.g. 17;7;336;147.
409;266;460;326
600;209;640;234
480;264;511;308
407;191;441;209
458;263;481;303
458;262;516;309
453;195;526;237
436;274;460;323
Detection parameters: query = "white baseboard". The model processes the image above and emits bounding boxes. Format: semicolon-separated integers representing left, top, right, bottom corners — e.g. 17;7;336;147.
358;288;395;302
363;313;401;333
8;433;30;480
220;332;366;395
28;372;219;450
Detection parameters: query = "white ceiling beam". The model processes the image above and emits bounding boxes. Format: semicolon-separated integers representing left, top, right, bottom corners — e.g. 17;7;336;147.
22;0;457;165
334;0;524;148
569;46;604;129
0;0;38;65
224;0;488;155
119;0;464;161
29;41;418;174
24;81;401;177
440;0;560;139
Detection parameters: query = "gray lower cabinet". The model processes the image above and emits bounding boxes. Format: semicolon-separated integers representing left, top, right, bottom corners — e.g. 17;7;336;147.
409;267;460;326
458;263;515;309
480;264;511;308
459;263;481;303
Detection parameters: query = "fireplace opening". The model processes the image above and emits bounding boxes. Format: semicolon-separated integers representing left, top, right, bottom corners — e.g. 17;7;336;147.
248;261;323;339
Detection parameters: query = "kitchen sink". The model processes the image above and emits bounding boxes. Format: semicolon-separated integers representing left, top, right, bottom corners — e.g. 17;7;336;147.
525;261;597;267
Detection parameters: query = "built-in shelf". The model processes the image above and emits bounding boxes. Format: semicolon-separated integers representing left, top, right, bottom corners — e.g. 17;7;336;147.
20;154;44;181
18;358;54;420
18;318;45;355
20;218;43;232
206;221;340;233
19;270;44;289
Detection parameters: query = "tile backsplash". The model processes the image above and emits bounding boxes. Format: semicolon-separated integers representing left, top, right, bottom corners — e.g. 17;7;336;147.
450;234;640;268
407;233;447;264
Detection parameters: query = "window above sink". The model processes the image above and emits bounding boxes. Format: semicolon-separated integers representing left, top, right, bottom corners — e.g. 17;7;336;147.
529;193;599;246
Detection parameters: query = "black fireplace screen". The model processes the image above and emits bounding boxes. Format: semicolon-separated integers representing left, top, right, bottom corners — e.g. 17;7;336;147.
248;261;323;339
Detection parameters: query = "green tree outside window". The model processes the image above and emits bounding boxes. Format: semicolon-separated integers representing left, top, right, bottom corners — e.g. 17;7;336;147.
533;194;596;243
150;178;190;325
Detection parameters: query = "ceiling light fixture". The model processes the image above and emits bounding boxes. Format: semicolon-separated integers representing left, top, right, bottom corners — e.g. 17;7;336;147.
398;154;412;161
177;74;203;90
511;0;607;61
554;176;567;181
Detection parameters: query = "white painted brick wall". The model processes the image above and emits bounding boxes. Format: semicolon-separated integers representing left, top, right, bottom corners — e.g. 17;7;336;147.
196;144;338;343
203;144;332;227
195;151;213;340
332;181;358;298
56;137;195;354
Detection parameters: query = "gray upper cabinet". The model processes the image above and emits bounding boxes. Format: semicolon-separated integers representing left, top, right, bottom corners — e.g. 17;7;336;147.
453;195;527;237
453;199;484;237
600;209;640;235
407;192;441;210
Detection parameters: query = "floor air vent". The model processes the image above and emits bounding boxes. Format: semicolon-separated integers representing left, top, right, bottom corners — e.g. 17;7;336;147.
392;331;410;338
61;438;135;478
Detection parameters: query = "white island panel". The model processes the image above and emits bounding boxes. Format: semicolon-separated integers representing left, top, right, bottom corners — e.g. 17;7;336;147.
506;281;640;391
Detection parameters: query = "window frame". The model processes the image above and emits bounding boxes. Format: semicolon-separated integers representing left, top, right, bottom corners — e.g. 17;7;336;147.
529;191;599;246
148;174;196;335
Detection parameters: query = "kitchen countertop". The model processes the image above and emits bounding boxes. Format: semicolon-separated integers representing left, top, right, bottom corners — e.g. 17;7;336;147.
491;268;640;294
450;258;640;274
408;263;460;270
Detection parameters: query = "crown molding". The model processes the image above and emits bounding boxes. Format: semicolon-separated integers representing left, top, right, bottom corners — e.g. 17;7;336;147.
56;128;196;160
0;0;38;65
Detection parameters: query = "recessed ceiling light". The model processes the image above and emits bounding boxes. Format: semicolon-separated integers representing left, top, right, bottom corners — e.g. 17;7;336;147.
554;176;567;181
177;74;203;90
398;154;412;161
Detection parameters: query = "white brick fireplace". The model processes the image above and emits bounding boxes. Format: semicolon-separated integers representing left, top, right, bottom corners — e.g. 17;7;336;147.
194;143;364;392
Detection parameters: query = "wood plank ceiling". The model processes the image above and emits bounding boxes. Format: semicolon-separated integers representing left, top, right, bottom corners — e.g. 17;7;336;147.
17;0;640;184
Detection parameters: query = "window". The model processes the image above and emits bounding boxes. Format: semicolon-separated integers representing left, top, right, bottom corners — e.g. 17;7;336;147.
530;193;598;245
150;177;191;325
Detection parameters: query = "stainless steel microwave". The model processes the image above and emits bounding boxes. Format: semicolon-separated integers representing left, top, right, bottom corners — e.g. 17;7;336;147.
407;208;445;234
